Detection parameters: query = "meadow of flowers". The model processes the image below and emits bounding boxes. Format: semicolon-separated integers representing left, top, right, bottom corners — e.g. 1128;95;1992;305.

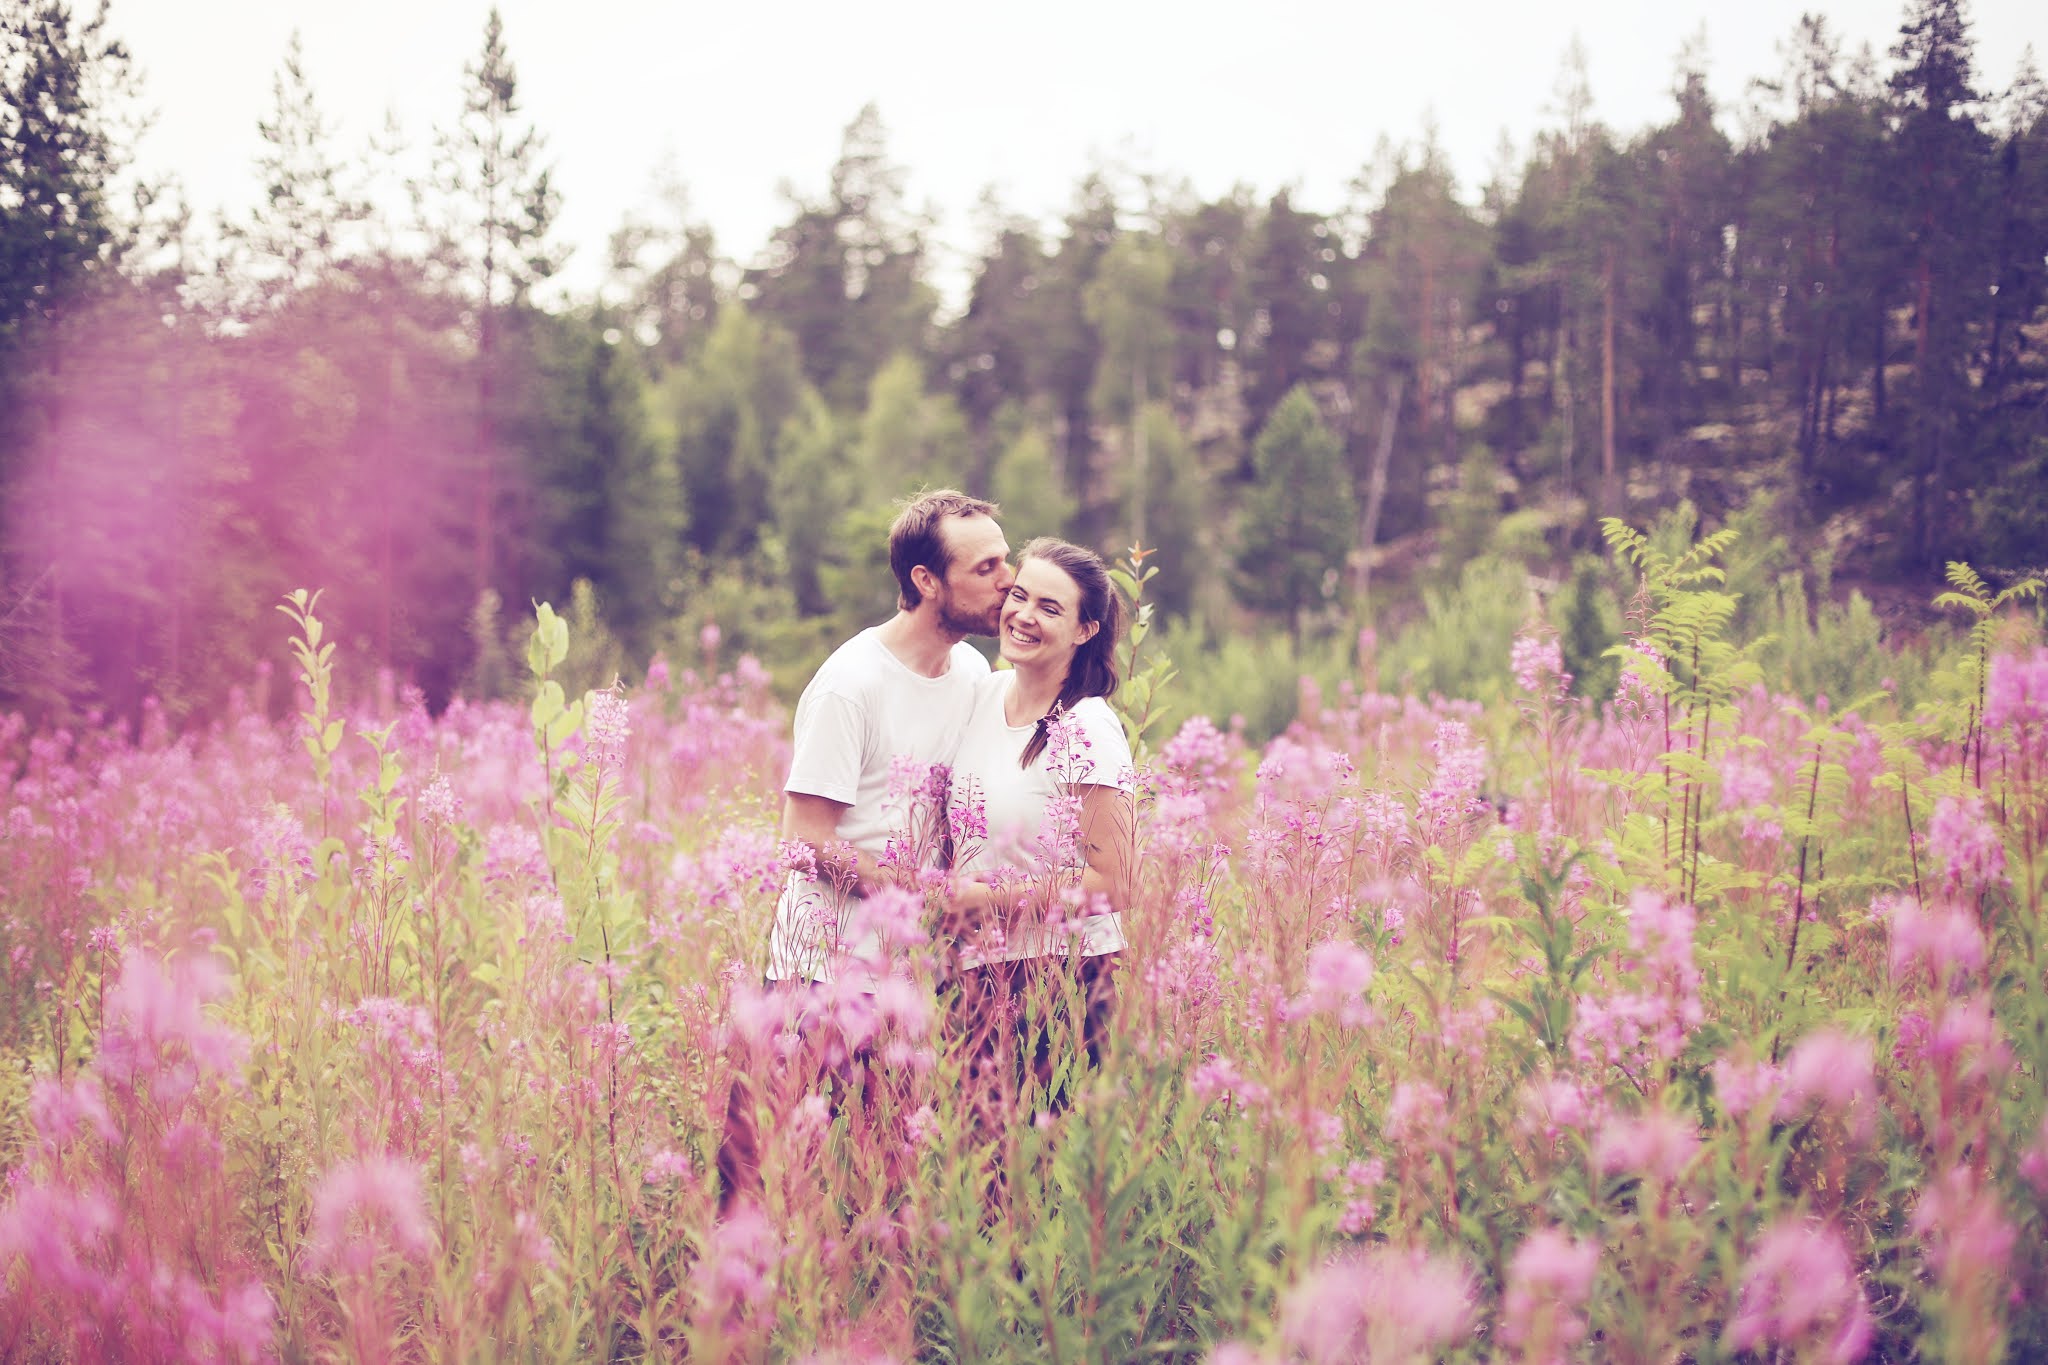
2;541;2046;1363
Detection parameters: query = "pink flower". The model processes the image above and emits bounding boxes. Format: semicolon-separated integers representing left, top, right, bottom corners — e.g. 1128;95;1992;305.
644;1148;695;1187
1157;715;1243;810
1279;1246;1475;1363
701;1202;782;1320
27;1074;115;1150
842;886;929;961
1983;647;2048;734
1384;1081;1449;1145
1710;1054;1784;1121
1884;895;1986;985
1911;1164;2016;1284
2017;1113;2048;1196
1205;1346;1278;1365
1717;753;1775;808
583;687;632;770
93;950;248;1094
1520;1074;1598;1141
1776;1029;1876;1139
1330;1159;1384;1235
1927;998;2012;1085
1501;1227;1599;1355
1728;1219;1873;1363
1292;940;1374;1027
417;771;462;827
1594;1110;1699;1184
306;1155;435;1273
1926;795;2006;893
1190;1053;1268;1112
1512;632;1572;697
1417;722;1489;835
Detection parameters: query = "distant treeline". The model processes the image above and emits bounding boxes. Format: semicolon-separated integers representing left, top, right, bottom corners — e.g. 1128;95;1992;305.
1;1;2044;723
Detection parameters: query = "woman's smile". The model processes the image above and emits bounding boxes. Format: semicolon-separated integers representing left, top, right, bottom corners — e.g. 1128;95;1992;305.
998;558;1095;669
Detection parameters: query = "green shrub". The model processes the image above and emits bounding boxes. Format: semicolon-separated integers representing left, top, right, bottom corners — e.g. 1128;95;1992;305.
1154;616;1356;745
1379;555;1532;703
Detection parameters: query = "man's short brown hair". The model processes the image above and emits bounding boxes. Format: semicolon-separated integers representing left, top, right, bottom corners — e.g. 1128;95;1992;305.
889;489;999;610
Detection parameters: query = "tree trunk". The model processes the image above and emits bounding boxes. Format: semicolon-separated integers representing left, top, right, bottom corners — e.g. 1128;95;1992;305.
1727;221;1744;397
1130;346;1148;548
1355;373;1405;605
1601;250;1618;518
1504;298;1526;478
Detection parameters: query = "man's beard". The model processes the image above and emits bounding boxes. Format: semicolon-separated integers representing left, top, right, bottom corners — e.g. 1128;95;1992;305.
935;583;999;638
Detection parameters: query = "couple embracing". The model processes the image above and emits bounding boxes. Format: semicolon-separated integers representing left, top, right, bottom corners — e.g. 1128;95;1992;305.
721;490;1134;1208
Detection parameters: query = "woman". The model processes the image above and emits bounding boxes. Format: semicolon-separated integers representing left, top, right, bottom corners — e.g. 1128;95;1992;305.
943;537;1135;1108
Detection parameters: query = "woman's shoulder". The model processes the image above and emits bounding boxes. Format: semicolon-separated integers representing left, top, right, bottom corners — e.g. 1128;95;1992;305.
1058;695;1135;784
1066;693;1119;728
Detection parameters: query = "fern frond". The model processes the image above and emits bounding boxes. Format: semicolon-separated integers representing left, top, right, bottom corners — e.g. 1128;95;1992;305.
1931;592;1989;616
1943;562;1988;600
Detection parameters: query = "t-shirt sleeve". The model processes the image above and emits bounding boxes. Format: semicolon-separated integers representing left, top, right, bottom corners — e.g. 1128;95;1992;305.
784;688;866;804
1058;698;1136;793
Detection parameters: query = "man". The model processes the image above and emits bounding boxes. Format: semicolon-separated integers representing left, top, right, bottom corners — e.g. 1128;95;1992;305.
766;488;1013;980
720;489;1010;1210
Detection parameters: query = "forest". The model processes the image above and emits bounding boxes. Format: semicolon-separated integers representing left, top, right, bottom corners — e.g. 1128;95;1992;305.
2;0;2045;723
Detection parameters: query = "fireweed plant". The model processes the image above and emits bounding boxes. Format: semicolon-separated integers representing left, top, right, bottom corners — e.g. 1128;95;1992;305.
0;534;2041;1362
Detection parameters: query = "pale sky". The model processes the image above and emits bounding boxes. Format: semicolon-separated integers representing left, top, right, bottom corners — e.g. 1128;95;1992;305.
114;0;2047;305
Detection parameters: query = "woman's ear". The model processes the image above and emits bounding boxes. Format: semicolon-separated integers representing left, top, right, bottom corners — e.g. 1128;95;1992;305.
1077;619;1100;647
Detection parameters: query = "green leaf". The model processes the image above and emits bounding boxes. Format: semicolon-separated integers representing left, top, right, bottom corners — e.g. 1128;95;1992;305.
531;679;565;730
545;699;585;750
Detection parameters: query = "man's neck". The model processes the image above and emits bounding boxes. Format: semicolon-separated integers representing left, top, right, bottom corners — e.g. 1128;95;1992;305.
873;610;961;679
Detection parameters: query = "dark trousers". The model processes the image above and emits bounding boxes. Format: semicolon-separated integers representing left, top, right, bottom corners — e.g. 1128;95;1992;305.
716;977;886;1215
948;952;1118;1119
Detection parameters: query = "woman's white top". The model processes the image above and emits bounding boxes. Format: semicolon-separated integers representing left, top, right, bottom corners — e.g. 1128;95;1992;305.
947;672;1135;963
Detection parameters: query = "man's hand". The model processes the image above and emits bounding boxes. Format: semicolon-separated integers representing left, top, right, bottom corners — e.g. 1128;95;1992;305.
938;879;996;940
782;791;887;895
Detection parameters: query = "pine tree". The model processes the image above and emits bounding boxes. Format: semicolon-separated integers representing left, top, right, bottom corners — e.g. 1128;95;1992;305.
429;6;563;599
1890;0;1993;566
745;104;933;408
231;31;366;300
0;0;130;354
1234;385;1357;642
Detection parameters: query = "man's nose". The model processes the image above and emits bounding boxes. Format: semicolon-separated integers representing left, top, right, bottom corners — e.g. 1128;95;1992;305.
997;563;1016;591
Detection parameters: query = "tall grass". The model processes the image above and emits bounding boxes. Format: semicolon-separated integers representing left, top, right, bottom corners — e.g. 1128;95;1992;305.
0;532;2044;1362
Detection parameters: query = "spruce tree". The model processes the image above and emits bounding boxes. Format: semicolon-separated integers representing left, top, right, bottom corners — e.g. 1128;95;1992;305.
1234;385;1357;642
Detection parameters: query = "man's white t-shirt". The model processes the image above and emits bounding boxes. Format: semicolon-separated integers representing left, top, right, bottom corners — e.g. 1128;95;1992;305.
765;628;989;981
947;673;1135;964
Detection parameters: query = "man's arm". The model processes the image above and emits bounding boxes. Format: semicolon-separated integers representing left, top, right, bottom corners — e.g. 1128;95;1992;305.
782;791;892;897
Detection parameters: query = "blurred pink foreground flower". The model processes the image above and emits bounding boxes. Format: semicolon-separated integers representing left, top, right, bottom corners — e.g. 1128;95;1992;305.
1292;939;1374;1027
1277;1245;1476;1363
307;1155;435;1274
1728;1219;1873;1364
1595;1109;1699;1184
1502;1226;1600;1358
1776;1028;1877;1139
